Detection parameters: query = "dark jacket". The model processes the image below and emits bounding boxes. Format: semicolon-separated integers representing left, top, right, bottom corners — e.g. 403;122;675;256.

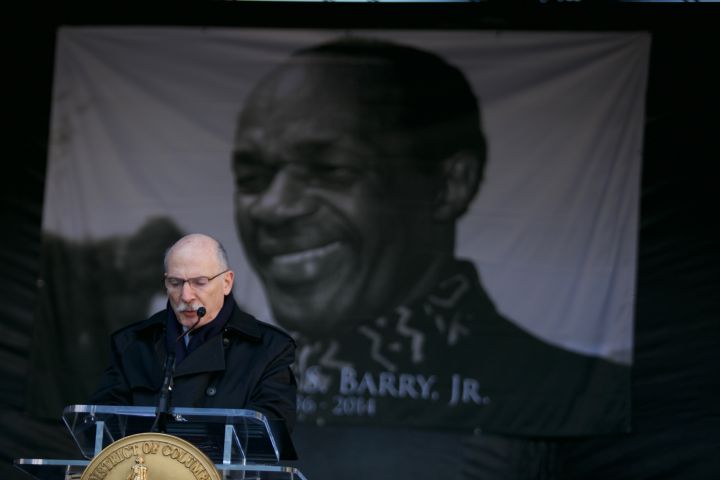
89;299;297;432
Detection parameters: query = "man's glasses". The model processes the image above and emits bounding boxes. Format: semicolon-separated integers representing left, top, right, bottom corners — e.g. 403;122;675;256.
164;269;229;292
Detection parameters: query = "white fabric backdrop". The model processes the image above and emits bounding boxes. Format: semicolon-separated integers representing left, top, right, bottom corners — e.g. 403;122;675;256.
44;27;649;364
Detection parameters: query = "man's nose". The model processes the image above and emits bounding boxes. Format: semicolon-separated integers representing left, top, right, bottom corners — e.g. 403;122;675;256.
179;281;195;302
248;169;318;224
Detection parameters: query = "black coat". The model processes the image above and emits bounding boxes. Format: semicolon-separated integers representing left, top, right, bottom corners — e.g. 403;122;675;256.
89;300;297;432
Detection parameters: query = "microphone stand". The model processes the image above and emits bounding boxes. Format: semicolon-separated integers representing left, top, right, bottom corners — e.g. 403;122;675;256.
151;351;176;433
151;306;206;433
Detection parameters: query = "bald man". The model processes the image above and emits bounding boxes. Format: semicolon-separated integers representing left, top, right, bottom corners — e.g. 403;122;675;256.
90;233;297;432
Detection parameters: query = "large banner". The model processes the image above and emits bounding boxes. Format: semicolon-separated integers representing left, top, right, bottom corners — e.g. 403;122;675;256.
31;28;648;439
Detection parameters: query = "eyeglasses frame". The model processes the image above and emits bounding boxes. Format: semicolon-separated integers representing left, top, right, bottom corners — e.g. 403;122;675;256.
164;269;230;291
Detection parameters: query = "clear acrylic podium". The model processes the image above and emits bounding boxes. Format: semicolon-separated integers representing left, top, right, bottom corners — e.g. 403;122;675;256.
14;404;307;480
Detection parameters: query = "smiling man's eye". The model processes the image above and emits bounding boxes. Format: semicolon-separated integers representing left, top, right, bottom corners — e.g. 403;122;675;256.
233;152;278;193
235;168;276;193
282;141;372;187
298;163;364;185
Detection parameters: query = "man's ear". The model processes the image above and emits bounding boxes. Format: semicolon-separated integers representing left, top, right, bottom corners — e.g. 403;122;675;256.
223;270;235;295
433;151;482;222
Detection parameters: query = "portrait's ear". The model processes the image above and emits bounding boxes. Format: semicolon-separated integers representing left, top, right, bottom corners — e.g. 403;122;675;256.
433;151;481;222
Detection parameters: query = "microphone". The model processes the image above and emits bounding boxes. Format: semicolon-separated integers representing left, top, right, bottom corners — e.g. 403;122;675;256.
176;306;206;344
151;306;206;433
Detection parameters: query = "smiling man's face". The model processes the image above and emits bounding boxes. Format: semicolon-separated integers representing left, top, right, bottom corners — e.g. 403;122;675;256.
232;60;442;334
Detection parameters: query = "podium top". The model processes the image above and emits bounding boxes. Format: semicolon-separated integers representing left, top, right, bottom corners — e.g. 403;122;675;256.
63;405;296;464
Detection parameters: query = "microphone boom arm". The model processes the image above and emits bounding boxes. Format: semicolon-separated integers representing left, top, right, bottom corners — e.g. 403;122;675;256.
151;306;206;433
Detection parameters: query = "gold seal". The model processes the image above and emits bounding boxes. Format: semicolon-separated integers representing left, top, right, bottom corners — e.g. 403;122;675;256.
80;432;221;480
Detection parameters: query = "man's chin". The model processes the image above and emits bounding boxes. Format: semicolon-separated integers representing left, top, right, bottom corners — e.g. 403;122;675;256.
176;311;198;327
269;298;359;337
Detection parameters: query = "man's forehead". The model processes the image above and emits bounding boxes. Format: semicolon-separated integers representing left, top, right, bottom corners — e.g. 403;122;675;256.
244;59;408;115
236;64;417;153
234;52;477;166
167;239;218;270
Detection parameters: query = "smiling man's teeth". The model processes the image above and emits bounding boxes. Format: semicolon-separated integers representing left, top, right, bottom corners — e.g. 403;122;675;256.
273;242;342;265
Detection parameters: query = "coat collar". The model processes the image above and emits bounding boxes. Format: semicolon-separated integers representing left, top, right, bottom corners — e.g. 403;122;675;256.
174;301;263;377
224;301;262;341
134;297;263;377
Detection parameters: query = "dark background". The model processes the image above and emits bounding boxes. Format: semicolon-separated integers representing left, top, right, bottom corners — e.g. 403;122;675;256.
3;1;719;478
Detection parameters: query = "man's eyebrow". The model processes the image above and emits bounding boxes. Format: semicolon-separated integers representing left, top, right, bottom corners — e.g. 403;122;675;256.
292;137;377;159
233;138;337;159
234;135;377;168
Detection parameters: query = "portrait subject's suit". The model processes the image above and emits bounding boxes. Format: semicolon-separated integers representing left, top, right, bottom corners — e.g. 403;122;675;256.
293;259;628;435
290;259;629;479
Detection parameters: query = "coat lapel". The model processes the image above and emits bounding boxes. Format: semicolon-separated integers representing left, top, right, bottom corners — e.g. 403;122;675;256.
172;305;262;377
174;333;226;377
